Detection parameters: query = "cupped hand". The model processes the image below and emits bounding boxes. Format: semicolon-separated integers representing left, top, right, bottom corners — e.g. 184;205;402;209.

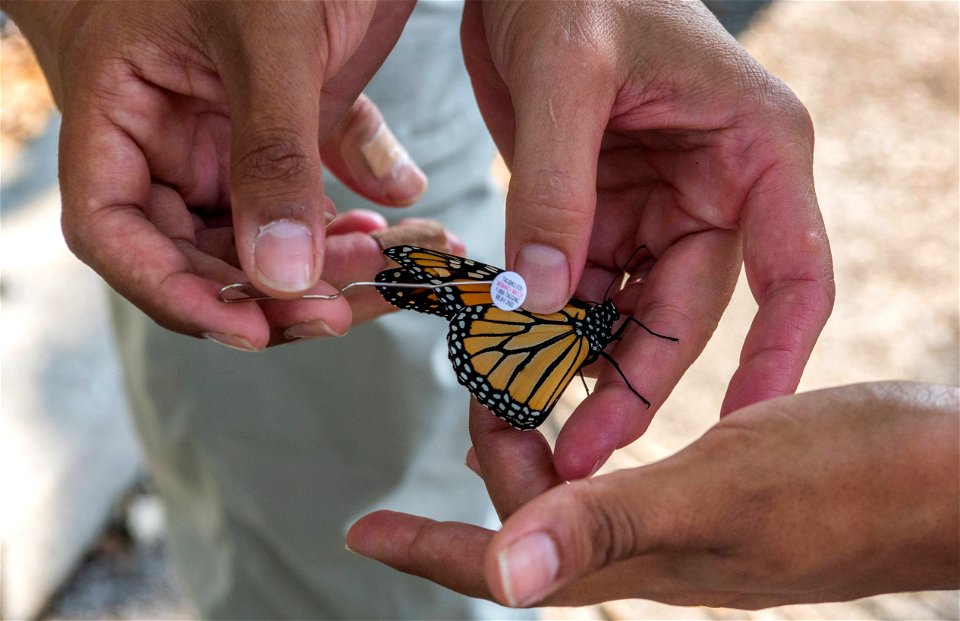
462;0;835;477
348;382;960;608
6;0;424;348
171;208;428;350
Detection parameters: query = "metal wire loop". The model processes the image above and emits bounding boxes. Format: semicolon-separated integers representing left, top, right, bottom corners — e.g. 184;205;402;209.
218;280;495;303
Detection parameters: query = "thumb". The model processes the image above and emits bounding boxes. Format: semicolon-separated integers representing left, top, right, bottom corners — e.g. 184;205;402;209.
504;58;614;313
209;3;381;298
485;462;706;607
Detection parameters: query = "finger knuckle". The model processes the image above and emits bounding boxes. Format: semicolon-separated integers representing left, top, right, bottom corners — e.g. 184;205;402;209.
233;128;317;191
751;78;816;146
510;170;592;241
61;205;114;270
568;480;638;569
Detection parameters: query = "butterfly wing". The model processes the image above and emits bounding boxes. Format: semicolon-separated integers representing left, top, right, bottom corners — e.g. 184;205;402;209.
447;304;592;430
377;245;501;317
383;245;502;284
374;266;454;319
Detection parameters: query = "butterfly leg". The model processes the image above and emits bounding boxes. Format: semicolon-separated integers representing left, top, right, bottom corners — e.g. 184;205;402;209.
598;351;651;407
613;316;679;343
578;370;591;397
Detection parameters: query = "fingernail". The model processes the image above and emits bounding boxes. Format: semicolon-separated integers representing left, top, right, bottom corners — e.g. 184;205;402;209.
254;219;315;292
516;244;569;313
444;229;464;254
497;531;560;607
360;124;427;204
203;332;260;352
285;319;346;340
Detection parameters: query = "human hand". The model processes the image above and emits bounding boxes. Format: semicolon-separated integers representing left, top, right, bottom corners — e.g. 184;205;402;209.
462;0;835;476
203;212;463;348
347;381;960;608
4;0;424;348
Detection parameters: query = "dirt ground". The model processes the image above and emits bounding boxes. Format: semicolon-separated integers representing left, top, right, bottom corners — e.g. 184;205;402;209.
3;1;957;619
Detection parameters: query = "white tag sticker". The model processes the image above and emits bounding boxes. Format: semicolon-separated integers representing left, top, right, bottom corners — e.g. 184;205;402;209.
491;271;527;311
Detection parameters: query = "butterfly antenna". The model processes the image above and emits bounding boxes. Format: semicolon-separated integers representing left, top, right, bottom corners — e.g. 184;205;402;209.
602;244;649;301
612;316;679;343
597;351;650;407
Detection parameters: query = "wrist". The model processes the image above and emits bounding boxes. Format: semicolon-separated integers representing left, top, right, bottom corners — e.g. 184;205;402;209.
2;0;79;103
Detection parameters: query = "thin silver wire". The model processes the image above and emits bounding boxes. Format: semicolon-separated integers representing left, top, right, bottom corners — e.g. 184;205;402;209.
218;280;495;303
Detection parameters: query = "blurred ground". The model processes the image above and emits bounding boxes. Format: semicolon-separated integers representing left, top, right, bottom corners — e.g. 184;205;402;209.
2;24;146;621
2;1;957;620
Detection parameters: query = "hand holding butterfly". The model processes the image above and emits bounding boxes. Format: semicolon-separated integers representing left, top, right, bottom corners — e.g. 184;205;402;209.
462;1;835;476
348;382;960;608
3;0;425;349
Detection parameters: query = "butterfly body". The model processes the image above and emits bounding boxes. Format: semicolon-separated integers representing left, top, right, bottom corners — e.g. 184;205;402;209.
375;245;673;430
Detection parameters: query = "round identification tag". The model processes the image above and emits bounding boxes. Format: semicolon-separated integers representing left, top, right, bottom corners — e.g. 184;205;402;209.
491;271;527;311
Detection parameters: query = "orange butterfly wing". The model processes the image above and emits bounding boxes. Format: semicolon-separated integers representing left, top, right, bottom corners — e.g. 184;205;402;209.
447;304;592;429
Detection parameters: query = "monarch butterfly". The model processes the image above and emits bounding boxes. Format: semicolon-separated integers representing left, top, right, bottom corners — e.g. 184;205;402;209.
376;245;677;430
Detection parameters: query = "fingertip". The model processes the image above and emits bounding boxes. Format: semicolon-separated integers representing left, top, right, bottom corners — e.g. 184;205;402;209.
326;209;389;236
553;430;615;481
345;509;397;559
445;229;466;256
149;274;272;350
553;392;645;480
